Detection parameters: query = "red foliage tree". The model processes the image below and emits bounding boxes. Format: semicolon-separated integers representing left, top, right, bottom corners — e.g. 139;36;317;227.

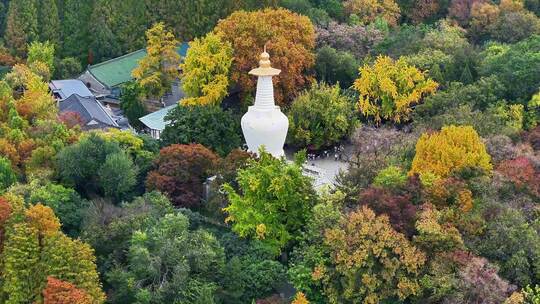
0;197;12;249
523;126;540;151
358;186;418;236
58;111;84;129
497;156;539;196
146;144;219;208
449;0;486;26
42;276;92;304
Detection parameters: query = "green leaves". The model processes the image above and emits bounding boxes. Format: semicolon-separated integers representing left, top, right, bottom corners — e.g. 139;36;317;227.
223;149;317;255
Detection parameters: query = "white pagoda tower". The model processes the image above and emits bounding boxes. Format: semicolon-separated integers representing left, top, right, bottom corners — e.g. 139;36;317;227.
241;48;288;157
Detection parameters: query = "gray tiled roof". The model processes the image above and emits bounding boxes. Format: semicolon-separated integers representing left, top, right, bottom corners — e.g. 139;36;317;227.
60;94;119;129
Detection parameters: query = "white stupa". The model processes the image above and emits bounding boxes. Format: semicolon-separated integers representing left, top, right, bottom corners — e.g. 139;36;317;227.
241;48;289;157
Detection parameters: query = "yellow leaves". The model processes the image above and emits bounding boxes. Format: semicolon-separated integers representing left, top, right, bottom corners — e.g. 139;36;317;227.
292;292;309;304
344;0;401;26
256;223;267;239
181;32;233;106
25;203;60;237
458;189;473;212
132;22;180;98
410;125;492;179
353;56;438;124
323;205;426;303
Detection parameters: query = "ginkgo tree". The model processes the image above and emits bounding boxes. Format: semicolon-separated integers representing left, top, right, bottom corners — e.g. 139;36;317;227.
223;149;317;255
353;55;438;124
132;22;181;99
181;32;233;106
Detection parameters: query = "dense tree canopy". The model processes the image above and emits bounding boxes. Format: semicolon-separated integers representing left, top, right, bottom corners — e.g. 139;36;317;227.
287;82;357;149
214;8;316;107
0;0;539;303
181;32;233;106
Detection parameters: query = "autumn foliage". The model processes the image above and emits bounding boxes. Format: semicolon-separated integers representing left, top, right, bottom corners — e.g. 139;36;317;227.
321;206;426;303
353;55;438;124
497;156;539;196
214;8;315;107
410;125;492;179
42;277;92;304
344;0;401;26
146;144;219;208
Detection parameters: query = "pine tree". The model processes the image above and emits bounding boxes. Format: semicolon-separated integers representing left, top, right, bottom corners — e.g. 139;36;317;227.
4;0;39;56
112;0;147;53
60;0;93;63
89;0;121;62
38;0;60;48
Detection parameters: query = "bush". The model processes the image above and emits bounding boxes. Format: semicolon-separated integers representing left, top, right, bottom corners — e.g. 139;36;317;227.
287;83;357;150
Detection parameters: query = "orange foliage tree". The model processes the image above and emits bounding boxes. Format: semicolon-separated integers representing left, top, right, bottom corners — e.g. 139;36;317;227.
25;204;61;238
214;8;315;107
410;125;492;179
320;206;426;303
42;277;92;304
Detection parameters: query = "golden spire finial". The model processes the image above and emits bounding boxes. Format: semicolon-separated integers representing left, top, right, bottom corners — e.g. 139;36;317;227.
249;44;281;76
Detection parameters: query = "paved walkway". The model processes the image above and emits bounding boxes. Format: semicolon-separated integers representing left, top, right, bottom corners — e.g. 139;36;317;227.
285;144;352;188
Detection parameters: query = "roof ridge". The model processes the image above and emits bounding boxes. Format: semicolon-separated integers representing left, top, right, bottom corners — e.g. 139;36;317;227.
89;48;147;69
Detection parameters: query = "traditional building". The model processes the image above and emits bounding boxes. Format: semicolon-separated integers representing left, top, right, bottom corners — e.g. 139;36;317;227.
59;94;123;131
78;43;189;107
138;104;177;139
241;49;288;157
49;79;94;101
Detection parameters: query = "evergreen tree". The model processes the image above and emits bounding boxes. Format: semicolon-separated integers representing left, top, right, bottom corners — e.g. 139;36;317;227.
4;0;39;56
89;0;121;62
38;0;60;48
112;0;147;53
60;0;93;63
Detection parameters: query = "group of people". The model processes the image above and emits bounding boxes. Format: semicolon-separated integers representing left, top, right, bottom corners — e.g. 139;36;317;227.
307;145;346;162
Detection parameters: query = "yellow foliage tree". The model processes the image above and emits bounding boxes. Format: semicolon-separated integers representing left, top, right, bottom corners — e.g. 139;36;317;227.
214;8;315;107
410;125;492;179
322;206;426;303
181;32;233;106
25;203;60;237
353;56;438;124
344;0;401;26
132;22;181;99
292;292;309;304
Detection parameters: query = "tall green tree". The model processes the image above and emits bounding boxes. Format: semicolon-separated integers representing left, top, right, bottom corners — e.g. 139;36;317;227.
89;0;121;62
223;150;317;255
38;0;60;48
0;157;16;193
120;81;146;130
4;0;38;56
60;0;93;63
